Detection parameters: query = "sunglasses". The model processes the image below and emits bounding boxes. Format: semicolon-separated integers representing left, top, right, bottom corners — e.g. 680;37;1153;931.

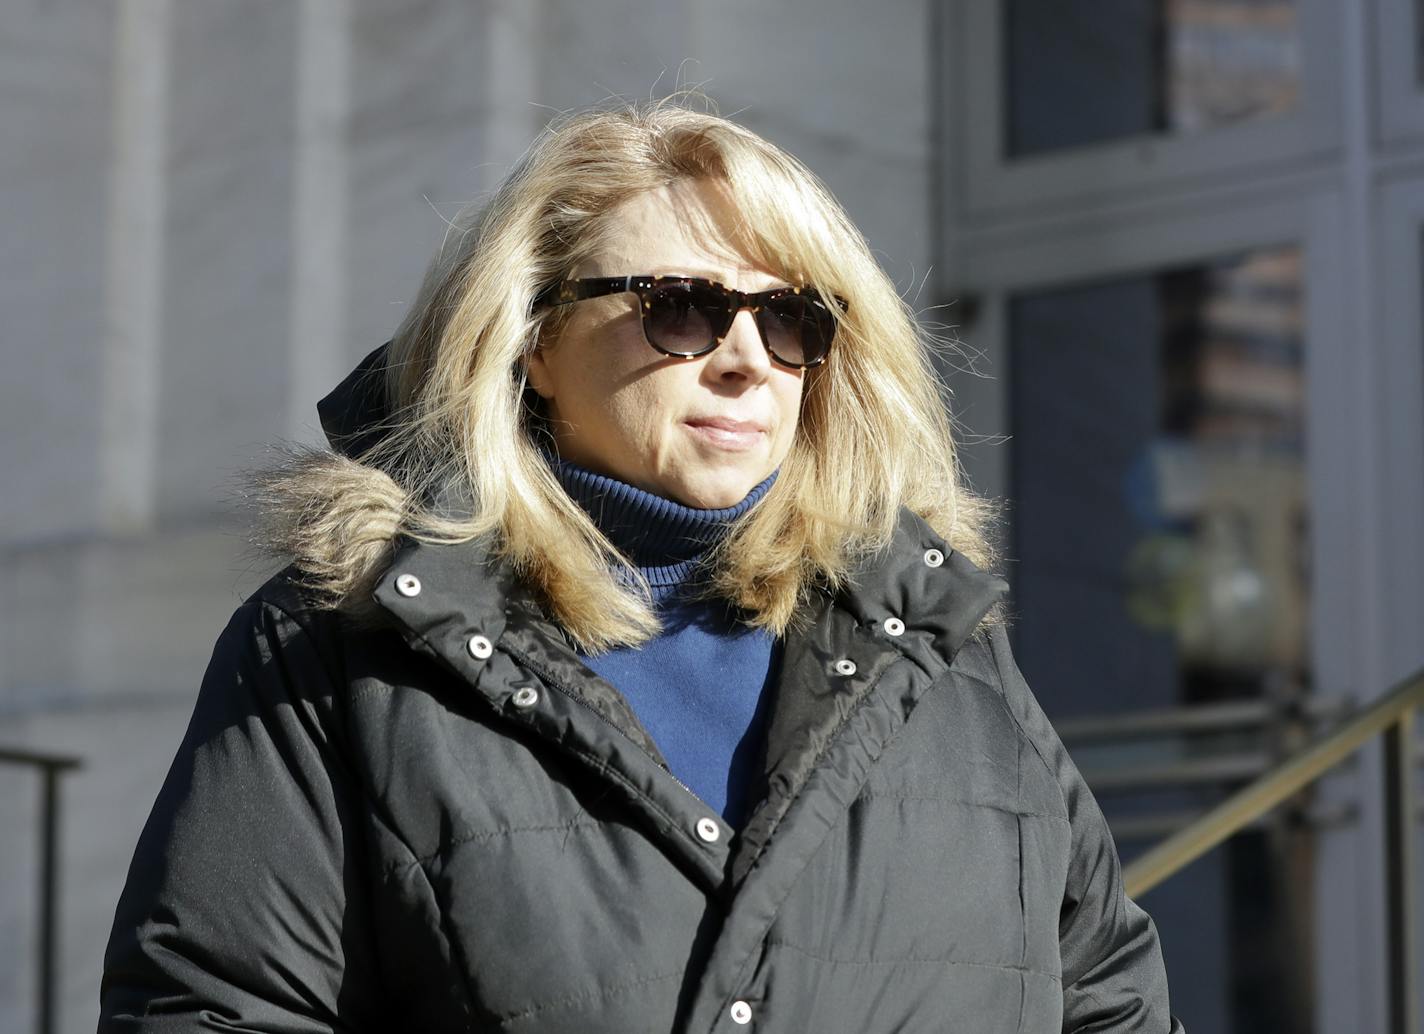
535;275;846;369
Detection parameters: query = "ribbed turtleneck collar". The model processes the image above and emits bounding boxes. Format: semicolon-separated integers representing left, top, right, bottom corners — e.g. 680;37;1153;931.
546;453;778;591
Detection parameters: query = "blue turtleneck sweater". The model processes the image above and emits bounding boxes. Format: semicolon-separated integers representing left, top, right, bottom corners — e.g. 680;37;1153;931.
549;458;780;829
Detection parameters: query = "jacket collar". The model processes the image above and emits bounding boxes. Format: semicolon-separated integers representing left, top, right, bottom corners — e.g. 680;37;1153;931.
370;507;1005;689
837;508;1007;677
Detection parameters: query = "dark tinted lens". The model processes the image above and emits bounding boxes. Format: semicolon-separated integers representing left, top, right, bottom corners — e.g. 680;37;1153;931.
758;293;836;367
643;284;728;356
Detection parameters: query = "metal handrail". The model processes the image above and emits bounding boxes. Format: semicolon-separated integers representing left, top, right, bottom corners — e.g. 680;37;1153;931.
1081;752;1271;793
0;748;82;1034
1057;694;1348;745
1122;670;1423;893
1121;667;1424;1034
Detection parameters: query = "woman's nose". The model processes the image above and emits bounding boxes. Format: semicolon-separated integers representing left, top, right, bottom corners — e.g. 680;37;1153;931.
707;308;771;379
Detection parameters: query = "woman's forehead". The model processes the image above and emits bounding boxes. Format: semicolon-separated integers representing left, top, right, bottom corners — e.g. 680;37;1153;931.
586;180;784;285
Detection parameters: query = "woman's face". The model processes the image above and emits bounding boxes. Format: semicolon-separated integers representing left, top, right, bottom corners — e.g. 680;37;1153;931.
527;178;806;509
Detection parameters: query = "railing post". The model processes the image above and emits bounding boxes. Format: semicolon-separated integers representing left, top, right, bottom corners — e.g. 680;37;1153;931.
1;750;79;1034
37;764;61;1034
1384;708;1419;1034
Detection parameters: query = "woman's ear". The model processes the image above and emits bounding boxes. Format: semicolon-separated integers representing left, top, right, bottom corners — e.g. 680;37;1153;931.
524;339;556;401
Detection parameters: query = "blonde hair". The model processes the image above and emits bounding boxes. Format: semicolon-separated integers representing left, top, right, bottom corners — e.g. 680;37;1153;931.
261;97;997;651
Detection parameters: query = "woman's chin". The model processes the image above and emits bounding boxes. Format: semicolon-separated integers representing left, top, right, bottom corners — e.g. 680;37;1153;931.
662;469;766;510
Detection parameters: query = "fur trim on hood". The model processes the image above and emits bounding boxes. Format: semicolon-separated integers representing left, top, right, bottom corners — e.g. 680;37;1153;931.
251;342;412;614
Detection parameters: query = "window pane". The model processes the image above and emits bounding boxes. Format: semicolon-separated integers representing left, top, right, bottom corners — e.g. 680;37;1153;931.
1417;0;1424;88
1005;0;1302;158
1007;246;1311;1034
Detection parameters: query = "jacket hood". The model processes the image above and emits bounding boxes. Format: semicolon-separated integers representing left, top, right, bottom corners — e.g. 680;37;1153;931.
318;341;394;460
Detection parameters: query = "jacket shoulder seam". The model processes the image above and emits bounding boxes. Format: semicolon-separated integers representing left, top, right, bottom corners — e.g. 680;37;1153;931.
245;579;329;642
961;641;1066;795
763;938;1062;981
854;791;1070;824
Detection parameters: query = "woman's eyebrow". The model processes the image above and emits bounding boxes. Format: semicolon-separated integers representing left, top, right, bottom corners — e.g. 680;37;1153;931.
649;267;794;289
647;267;728;280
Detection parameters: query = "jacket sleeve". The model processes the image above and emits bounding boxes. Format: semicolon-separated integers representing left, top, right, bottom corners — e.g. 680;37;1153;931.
99;597;385;1032
987;625;1186;1034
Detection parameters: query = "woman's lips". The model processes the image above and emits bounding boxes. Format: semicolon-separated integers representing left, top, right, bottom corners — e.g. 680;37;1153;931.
684;418;766;451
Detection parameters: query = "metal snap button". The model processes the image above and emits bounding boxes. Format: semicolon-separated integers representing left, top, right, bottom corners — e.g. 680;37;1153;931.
467;634;493;659
511;685;539;708
695;817;721;843
729;1000;753;1025
883;617;905;637
833;658;857;676
394;573;422;597
923;548;944;568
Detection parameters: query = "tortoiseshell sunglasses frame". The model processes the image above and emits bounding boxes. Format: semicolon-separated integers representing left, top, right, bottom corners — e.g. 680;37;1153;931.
533;275;847;369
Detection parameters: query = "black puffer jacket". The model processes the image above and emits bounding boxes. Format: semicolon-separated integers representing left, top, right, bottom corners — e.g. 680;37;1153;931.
100;353;1183;1034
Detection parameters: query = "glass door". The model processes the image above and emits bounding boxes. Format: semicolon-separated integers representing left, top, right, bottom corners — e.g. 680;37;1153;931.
1005;246;1313;1033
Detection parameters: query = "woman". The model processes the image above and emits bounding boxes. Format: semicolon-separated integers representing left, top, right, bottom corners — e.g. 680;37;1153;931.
101;101;1182;1033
